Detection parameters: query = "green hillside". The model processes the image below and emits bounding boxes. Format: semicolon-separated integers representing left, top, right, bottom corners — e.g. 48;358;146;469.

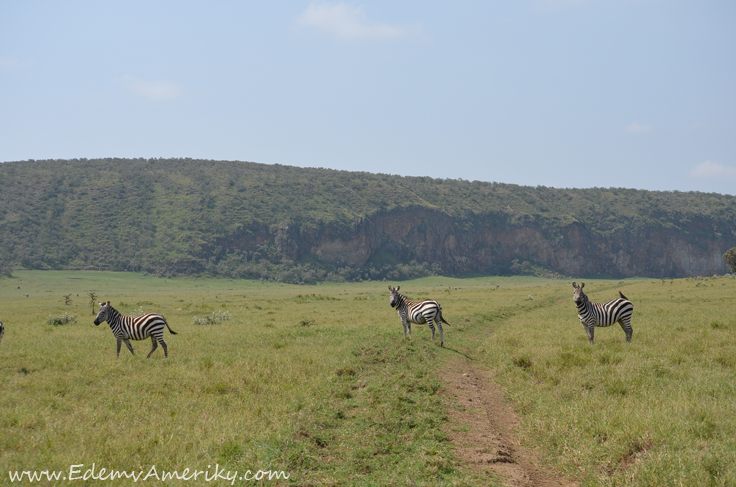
1;158;735;281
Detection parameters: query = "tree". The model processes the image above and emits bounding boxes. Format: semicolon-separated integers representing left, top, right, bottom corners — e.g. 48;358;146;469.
63;294;73;306
88;292;98;315
724;248;736;274
0;253;12;277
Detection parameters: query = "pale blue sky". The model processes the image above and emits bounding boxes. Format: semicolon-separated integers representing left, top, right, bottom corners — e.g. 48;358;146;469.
2;1;735;194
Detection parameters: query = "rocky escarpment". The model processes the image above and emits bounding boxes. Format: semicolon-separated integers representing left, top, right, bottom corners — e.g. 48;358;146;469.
224;206;733;278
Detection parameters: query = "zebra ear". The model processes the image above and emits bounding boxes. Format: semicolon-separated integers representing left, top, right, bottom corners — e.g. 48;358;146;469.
106;301;110;305
572;282;577;288
581;283;584;289
388;285;392;291
396;286;400;291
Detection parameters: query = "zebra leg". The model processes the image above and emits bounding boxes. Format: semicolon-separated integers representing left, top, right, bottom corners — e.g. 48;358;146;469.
116;338;122;358
583;323;594;344
619;318;633;343
160;338;168;358
147;336;159;358
427;318;436;342
438;320;444;347
402;317;411;339
124;339;135;356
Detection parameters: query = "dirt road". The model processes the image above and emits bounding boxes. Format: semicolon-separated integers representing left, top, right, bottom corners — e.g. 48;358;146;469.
441;358;578;487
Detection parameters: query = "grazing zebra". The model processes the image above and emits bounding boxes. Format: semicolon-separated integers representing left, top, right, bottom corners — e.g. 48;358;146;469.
572;282;634;343
388;285;451;346
94;302;177;358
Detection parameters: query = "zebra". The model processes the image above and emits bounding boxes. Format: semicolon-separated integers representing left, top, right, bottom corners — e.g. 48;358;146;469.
388;285;451;346
572;282;634;343
94;301;177;358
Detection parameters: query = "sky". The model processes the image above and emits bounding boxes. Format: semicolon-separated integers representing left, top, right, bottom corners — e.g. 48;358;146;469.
1;1;735;194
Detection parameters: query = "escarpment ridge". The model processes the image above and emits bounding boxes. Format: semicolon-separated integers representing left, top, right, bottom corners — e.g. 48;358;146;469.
1;158;734;281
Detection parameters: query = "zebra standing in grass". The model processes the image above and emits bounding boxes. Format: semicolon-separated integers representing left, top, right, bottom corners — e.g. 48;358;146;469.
388;285;451;347
572;282;634;343
94;302;177;358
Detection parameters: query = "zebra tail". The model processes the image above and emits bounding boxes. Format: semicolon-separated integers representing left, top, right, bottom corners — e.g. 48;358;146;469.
441;314;452;326
164;320;178;335
619;291;629;300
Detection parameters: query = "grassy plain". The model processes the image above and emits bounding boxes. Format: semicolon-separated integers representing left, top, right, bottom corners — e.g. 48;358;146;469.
1;271;735;486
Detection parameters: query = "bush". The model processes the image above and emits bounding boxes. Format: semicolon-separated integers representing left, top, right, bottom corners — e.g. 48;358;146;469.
130;306;146;317
723;247;736;274
193;310;232;325
47;312;77;326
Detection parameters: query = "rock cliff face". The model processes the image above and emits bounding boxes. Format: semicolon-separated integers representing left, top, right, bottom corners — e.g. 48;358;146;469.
259;207;732;278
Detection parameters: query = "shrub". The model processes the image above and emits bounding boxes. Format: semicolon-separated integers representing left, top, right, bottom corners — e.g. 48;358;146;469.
131;306;146;316
47;312;77;326
193;310;232;325
723;247;736;274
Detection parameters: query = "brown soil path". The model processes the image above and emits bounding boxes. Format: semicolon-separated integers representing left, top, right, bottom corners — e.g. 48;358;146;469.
441;358;578;487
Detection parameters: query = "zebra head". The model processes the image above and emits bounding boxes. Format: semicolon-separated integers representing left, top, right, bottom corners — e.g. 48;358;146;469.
572;282;587;304
388;285;401;308
94;301;112;326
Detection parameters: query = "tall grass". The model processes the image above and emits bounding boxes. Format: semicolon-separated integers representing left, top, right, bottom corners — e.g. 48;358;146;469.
459;276;736;486
0;271;489;486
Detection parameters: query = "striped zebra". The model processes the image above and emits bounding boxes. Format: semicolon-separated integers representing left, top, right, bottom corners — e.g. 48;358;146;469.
94;302;177;358
388;285;451;347
572;282;634;343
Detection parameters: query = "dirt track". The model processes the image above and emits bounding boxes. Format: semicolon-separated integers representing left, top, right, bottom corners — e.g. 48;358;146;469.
441;359;578;487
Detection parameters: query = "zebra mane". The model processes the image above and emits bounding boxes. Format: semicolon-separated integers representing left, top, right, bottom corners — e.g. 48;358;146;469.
395;292;417;306
101;302;122;319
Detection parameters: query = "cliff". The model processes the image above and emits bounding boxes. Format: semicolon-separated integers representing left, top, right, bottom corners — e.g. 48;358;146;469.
264;207;731;278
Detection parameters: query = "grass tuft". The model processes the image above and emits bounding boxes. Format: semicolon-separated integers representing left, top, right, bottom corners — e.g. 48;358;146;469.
513;355;533;369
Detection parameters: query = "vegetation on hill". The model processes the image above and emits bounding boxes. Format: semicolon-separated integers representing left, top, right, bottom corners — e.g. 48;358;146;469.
1;158;735;282
724;248;736;274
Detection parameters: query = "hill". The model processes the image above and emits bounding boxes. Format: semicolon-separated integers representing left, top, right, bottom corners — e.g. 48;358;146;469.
1;158;735;282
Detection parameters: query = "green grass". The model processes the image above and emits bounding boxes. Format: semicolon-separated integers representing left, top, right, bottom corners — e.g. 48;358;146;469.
463;276;736;486
0;271;491;486
1;271;735;485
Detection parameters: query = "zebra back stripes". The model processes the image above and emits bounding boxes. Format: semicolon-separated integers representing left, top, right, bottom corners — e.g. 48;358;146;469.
388;285;451;347
572;282;634;343
94;302;177;358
